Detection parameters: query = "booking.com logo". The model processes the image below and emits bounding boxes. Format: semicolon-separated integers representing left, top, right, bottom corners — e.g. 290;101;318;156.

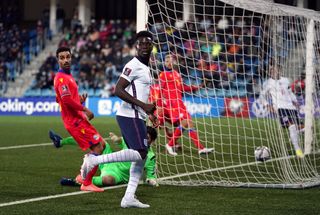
0;98;60;115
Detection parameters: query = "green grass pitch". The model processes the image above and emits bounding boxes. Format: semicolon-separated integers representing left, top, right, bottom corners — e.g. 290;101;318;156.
0;116;320;215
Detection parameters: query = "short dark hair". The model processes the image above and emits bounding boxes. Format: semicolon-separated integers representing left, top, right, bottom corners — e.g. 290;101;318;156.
135;30;153;41
56;46;71;58
147;126;158;142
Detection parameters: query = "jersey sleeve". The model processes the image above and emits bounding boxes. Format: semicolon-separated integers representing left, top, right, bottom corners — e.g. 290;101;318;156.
120;65;137;83
144;149;157;179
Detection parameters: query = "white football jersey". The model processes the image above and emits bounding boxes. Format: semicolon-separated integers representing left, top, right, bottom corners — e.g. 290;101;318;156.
260;77;297;110
116;57;153;120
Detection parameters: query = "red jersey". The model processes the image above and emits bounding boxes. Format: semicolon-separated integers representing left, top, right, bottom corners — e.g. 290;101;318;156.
149;84;161;104
159;70;199;102
54;71;86;128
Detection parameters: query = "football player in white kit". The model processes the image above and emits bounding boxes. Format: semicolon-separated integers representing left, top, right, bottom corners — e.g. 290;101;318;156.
260;66;304;158
114;30;158;208
80;31;158;208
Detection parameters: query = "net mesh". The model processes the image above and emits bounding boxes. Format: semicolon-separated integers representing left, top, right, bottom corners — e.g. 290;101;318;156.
146;0;320;188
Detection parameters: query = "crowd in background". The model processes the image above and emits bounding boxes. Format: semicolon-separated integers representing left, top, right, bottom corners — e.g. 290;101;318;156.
28;15;266;98
0;6;308;99
0;2;53;97
27;18;137;97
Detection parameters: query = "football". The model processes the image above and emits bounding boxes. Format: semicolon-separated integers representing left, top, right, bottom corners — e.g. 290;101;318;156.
254;146;271;162
229;99;244;114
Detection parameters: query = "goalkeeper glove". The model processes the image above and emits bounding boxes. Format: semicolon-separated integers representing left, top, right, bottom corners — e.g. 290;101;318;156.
146;178;159;187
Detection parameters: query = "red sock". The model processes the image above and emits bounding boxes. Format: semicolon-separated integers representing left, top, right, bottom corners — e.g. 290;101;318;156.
189;130;204;149
168;127;183;147
82;165;98;186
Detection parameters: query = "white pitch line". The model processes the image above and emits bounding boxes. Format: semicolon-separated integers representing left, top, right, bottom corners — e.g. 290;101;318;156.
0;143;52;150
0;138;110;151
0;184;127;208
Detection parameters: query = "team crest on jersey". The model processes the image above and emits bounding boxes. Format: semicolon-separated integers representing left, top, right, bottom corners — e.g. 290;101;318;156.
81;128;85;134
93;134;99;140
59;78;64;83
61;85;68;91
143;138;148;147
123;68;132;76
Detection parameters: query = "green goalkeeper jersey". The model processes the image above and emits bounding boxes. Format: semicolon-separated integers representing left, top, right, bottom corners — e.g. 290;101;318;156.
98;138;156;182
60;135;156;185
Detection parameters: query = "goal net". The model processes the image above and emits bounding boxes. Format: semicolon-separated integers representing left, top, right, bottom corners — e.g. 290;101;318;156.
144;0;320;188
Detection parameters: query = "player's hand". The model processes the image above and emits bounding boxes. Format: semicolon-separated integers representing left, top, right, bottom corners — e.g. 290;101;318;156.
149;114;159;128
142;103;156;115
83;107;94;120
146;178;159;187
199;82;206;89
79;93;88;104
109;132;122;144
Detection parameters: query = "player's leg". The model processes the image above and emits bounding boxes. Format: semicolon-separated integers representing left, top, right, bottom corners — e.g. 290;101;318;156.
49;130;63;148
183;116;214;155
67;121;104;192
116;116;150;208
164;106;183;156
279;109;304;158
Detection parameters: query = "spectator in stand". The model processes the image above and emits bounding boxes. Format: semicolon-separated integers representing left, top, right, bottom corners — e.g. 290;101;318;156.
36;20;45;51
56;4;65;34
105;61;118;81
70;14;82;31
100;79;114;98
0;59;8;96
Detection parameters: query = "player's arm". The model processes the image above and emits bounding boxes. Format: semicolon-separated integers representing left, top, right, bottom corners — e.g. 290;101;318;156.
182;83;201;92
115;77;156;114
79;93;87;104
109;132;129;150
289;87;299;108
144;150;159;187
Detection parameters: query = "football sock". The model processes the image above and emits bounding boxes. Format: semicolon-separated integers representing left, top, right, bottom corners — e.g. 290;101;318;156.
92;149;142;165
83;165;98;186
288;124;300;151
124;159;145;200
188;129;204;149
168;126;183;147
61;137;77;146
92;176;103;187
165;126;173;142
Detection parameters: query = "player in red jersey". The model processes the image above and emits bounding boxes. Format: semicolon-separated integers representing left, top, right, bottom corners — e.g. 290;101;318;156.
54;46;152;198
149;83;175;142
54;47;104;192
158;54;214;156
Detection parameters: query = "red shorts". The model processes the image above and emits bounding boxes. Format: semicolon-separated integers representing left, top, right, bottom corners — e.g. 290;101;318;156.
164;100;191;124
66;120;103;151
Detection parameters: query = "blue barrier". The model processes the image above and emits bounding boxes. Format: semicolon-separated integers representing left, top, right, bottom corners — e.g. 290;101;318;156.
0;97;225;117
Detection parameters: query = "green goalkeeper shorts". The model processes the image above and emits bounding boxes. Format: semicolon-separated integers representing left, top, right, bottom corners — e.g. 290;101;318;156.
100;167;129;185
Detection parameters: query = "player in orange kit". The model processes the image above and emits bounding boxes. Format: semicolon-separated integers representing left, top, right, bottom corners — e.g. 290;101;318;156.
158;54;214;156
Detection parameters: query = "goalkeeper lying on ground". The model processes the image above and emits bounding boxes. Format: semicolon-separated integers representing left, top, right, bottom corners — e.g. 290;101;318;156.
49;126;158;187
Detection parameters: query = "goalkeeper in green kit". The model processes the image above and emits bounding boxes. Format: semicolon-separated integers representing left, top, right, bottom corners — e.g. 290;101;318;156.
49;126;158;187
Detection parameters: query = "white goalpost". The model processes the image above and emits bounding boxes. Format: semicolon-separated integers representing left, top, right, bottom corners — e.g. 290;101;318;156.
139;0;320;188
